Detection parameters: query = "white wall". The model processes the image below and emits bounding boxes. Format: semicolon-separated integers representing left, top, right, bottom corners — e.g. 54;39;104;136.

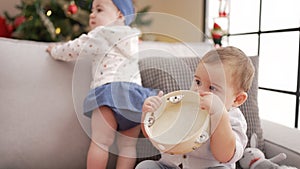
135;0;205;42
0;0;20;16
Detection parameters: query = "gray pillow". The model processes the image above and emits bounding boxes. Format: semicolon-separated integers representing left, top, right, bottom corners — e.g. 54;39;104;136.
239;56;264;151
138;55;264;157
139;57;199;93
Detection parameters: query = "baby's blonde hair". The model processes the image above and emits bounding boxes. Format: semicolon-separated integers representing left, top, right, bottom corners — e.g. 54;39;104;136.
201;46;255;93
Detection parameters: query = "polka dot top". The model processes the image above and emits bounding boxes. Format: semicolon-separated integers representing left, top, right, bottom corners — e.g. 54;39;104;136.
50;26;142;89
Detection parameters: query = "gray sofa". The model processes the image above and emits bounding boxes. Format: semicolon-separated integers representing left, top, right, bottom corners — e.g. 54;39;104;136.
1;37;299;169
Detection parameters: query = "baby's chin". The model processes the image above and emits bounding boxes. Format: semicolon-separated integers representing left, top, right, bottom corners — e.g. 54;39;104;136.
89;22;101;30
89;24;96;30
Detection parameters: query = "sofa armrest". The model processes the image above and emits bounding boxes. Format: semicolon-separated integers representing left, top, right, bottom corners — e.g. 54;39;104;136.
0;37;90;169
261;119;300;168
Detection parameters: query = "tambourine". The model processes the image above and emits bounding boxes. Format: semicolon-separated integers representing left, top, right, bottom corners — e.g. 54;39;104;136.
144;90;210;154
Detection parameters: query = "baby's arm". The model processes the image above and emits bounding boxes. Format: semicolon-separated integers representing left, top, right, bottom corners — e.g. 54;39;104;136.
46;34;90;61
141;91;163;138
200;92;236;163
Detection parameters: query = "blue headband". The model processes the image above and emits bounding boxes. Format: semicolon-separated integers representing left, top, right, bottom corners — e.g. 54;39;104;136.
112;0;135;25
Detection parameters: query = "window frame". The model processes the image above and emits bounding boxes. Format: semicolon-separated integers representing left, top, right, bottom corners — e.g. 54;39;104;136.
204;0;300;128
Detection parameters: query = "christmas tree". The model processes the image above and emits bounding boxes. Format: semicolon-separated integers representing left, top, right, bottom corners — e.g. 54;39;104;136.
3;0;92;42
2;0;151;42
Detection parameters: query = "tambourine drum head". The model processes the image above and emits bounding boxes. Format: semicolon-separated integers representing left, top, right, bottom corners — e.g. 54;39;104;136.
144;90;210;154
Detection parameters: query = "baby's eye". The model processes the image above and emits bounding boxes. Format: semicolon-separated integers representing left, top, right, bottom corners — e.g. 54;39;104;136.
209;85;217;92
195;79;202;86
91;8;102;13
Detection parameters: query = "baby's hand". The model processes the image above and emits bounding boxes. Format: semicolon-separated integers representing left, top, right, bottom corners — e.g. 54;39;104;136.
46;44;55;54
199;92;225;115
142;91;164;113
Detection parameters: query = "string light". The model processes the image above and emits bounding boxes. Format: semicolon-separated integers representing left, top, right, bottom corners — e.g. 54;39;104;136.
55;27;61;34
28;16;33;21
46;10;52;17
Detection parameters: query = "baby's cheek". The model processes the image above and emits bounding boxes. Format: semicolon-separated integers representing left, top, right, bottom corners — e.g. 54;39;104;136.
190;85;198;92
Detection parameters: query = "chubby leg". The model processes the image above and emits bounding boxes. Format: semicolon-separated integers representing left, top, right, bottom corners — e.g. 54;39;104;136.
87;106;117;169
116;125;141;169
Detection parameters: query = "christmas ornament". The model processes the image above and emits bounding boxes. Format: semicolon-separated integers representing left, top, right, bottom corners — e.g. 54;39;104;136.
0;16;13;37
211;22;225;47
219;0;228;17
14;16;26;28
68;1;78;14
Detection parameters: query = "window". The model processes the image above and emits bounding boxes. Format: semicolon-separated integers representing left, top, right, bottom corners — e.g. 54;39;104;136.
205;0;300;129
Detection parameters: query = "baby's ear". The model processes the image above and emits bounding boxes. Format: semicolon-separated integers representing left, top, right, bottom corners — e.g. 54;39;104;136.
232;91;248;107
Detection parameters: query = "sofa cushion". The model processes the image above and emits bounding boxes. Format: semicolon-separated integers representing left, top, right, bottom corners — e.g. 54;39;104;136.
138;55;264;157
139;57;199;93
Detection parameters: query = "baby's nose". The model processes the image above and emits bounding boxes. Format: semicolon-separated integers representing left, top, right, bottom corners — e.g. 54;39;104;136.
191;87;205;94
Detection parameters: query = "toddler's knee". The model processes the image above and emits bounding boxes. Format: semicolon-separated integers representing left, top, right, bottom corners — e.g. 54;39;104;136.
118;144;137;157
91;136;115;151
117;136;138;156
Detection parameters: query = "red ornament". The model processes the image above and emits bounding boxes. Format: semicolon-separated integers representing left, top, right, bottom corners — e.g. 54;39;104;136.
68;2;78;14
0;16;13;38
14;16;26;28
218;0;228;17
219;11;227;17
6;24;14;33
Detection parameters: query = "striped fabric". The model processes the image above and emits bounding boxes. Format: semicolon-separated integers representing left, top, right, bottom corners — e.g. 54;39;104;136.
139;57;199;93
239;56;264;151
